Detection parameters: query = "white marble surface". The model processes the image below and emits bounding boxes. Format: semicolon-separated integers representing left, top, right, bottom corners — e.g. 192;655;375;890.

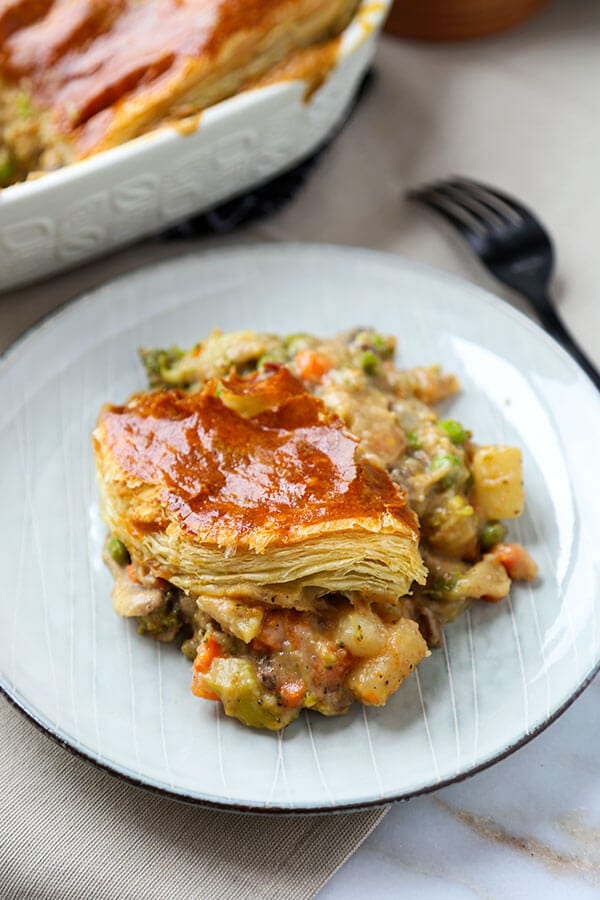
322;677;600;899
1;0;599;896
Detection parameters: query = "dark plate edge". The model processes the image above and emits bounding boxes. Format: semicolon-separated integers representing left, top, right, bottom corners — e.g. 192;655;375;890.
2;659;598;816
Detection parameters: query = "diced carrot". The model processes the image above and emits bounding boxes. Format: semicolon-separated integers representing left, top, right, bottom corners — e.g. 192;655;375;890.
193;635;223;674
280;680;306;708
191;674;220;702
252;611;286;653
250;637;269;653
126;563;140;583
492;543;538;581
361;690;380;705
294;350;333;383
479;593;507;604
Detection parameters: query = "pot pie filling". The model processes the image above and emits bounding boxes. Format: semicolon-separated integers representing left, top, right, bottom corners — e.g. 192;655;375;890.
93;328;537;730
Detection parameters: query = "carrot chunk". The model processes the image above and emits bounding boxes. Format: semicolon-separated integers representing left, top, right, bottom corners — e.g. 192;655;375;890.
280;680;306;708
294;350;332;383
193;635;223;674
191;674;220;702
492;543;538;581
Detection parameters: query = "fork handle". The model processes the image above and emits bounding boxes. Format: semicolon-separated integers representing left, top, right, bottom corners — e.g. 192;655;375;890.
528;293;600;390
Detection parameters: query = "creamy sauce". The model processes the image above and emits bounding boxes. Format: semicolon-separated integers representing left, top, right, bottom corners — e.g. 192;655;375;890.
172;110;203;137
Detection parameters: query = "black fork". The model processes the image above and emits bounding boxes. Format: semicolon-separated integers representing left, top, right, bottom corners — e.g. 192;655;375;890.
408;176;600;390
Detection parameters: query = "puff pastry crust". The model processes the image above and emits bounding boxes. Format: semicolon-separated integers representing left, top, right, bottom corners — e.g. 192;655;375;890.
93;366;426;605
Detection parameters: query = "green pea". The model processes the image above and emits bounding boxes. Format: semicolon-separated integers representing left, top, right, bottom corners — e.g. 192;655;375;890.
434;574;458;593
370;333;395;358
429;453;461;472
359;350;380;375
430;454;462;490
283;333;311;349
15;93;34;119
480;520;507;550
256;351;284;369
0;153;15;184
424;572;459;599
181;639;198;660
439;419;467;445
108;537;130;567
406;431;421;451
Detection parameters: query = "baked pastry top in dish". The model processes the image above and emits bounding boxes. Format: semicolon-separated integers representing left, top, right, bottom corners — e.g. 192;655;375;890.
0;0;358;186
93;329;538;730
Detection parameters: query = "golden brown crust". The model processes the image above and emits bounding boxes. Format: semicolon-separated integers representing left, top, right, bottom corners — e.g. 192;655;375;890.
0;0;357;158
0;0;53;42
93;367;426;601
95;366;418;546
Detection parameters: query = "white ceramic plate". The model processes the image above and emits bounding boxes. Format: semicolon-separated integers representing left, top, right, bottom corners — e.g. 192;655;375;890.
1;244;599;813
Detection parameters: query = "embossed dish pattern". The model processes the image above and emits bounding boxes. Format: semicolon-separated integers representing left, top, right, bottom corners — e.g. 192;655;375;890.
0;2;388;292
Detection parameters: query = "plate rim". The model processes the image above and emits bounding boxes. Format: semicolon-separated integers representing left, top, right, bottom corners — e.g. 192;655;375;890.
2;242;599;398
2;242;599;814
1;658;598;815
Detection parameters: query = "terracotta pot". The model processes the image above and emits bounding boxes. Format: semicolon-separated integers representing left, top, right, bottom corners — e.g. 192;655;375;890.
385;0;551;41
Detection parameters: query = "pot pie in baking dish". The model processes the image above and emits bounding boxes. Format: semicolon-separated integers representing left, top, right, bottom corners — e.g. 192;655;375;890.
0;0;358;186
93;328;537;731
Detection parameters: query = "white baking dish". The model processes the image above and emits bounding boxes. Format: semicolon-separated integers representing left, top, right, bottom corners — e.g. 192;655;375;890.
0;0;390;292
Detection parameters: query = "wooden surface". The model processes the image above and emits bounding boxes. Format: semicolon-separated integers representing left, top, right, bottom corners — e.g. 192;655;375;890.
384;0;550;40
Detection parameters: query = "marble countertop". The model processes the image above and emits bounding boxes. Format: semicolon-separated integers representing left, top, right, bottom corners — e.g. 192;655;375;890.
1;1;598;896
322;677;600;898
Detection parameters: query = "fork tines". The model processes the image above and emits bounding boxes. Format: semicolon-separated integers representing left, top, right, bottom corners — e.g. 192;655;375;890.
407;176;540;236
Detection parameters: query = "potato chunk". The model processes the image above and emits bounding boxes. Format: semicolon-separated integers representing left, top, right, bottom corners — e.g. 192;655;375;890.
347;618;428;706
472;446;524;519
195;596;264;643
455;555;511;602
335;608;386;657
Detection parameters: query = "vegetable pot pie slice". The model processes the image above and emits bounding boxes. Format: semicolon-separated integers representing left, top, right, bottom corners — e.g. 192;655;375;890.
94;327;537;731
93;364;428;730
0;0;358;185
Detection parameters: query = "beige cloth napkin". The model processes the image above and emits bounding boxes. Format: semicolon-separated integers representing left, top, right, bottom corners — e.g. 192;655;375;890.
0;698;387;899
